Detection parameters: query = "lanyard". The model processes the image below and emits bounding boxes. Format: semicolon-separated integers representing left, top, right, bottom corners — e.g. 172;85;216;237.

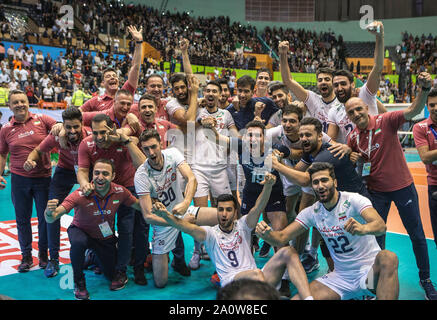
430;126;437;141
357;130;373;159
114;117;122;129
93;195;111;222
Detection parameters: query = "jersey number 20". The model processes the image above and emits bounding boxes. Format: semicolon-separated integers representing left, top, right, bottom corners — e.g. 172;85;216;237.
159;187;176;207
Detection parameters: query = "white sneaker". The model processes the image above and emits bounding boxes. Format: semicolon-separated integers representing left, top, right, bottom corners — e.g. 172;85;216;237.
188;252;201;270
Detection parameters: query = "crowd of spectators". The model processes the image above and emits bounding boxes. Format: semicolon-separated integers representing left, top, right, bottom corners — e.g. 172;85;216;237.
1;0;436;106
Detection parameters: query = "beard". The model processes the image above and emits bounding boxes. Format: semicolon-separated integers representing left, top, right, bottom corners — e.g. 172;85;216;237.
315;186;336;203
336;87;352;103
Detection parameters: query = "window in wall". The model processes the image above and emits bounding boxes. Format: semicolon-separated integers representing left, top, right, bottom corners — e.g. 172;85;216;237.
245;0;315;22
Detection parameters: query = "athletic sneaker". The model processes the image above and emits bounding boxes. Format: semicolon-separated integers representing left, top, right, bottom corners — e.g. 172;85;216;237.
74;279;90;300
210;272;221;288
301;253;320;273
420;279;437;300
172;260;191;276
44;259;59;278
188;251;201;270
18;255;33;273
279;279;291;298
38;251;48;269
110;271;128;291
259;241;271;258
134;266;147;286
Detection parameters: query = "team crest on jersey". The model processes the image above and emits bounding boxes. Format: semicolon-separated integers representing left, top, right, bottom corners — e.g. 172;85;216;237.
374;128;382;135
342;200;351;209
114;186;123;193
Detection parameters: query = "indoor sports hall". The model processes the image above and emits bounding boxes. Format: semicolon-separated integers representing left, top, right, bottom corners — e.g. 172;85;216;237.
0;0;436;300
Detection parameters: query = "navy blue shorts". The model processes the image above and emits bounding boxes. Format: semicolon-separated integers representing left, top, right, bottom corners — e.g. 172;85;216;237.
240;189;286;216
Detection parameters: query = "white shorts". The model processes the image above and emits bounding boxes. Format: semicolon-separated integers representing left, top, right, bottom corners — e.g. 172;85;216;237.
315;265;375;300
192;167;231;198
151;206;199;255
226;164;238;191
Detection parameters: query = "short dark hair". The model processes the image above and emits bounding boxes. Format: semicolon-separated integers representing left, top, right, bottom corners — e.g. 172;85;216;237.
217;78;230;90
307;162;336;181
145;73;164;86
216;194;238;209
282;103;304;121
268;82;289;96
427;88;437;103
94;158;115;174
139;129;161;143
256;67;271;80
92;113;113;128
237;75;256;90
316;67;335;78
138;93;158;107
62;107;83;122
217;279;280;300
169;73;187;87
245;119;266;131
333;69;354;84
204;80;222;93
300;117;322;134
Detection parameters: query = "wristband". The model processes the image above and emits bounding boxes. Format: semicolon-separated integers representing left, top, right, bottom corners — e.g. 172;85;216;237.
422;86;431;92
135;41;143;44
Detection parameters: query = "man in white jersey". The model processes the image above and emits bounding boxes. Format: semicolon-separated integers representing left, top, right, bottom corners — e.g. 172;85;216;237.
151;173;313;300
134;129;197;288
256;162;399;300
187;80;238;269
327;21;387;144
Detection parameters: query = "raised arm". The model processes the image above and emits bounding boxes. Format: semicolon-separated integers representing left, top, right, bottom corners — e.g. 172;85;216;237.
245;173;276;229
365;21;384;95
279;41;308;102
404;72;432;120
180;38;193;75
126;25;144;90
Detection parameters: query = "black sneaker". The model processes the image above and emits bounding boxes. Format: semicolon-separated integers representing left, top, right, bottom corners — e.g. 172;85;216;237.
279;279;291;298
259;241;271;258
38;251;48;269
420;279;437;300
134;266;147;286
18;255;33;273
110;271;128;291
74;279;90;300
172;261;191;277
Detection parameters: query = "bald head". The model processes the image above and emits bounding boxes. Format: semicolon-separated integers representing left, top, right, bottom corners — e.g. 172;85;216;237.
344;97;369;130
